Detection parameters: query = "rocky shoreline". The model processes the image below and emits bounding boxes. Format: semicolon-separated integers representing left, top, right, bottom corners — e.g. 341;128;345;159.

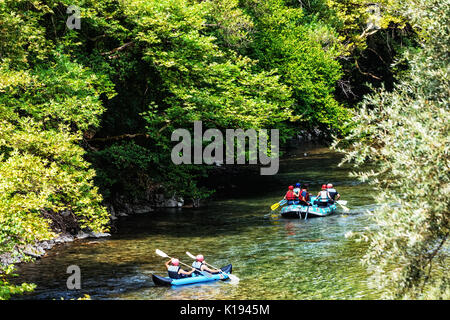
0;231;111;267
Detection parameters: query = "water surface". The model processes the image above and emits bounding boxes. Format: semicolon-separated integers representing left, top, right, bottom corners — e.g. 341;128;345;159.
12;147;381;300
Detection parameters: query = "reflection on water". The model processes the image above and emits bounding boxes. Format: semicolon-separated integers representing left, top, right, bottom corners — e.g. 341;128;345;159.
11;147;382;300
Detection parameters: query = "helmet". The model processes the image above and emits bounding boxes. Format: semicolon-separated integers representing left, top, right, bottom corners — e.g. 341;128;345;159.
288;185;294;190
327;183;333;188
171;258;180;266
295;183;301;188
321;184;327;190
196;255;204;262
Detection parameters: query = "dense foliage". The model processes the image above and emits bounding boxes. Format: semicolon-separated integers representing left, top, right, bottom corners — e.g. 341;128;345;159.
240;0;350;133
0;1;115;299
0;0;437;300
336;0;449;299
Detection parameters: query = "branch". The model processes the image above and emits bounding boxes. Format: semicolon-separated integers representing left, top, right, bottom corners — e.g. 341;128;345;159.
338;79;357;98
88;34;107;42
87;133;149;142
366;47;389;65
101;41;134;58
354;59;382;80
360;25;380;39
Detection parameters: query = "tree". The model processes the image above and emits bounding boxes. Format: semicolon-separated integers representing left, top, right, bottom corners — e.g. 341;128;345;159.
241;0;352;134
0;1;113;299
335;0;449;299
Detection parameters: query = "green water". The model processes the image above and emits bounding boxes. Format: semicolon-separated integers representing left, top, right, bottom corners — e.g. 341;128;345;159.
12;147;382;300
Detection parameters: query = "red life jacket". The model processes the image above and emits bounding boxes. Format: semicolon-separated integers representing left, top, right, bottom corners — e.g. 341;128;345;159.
300;189;309;201
285;190;296;201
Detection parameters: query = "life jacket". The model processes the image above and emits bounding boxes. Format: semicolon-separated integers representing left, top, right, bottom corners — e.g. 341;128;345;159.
300;189;309;201
192;261;204;271
319;190;329;201
293;188;301;200
168;265;181;279
285;190;296;201
328;188;338;200
294;188;300;200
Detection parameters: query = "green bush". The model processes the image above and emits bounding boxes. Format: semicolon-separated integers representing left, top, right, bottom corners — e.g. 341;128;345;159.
335;0;450;299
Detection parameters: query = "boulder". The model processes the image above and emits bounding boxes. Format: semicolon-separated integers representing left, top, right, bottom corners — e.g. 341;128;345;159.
23;245;45;258
76;231;91;239
88;231;111;238
54;234;74;243
131;204;153;214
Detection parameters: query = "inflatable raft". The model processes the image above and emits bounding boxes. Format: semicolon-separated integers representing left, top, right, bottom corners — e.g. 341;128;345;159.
152;264;232;286
280;196;337;218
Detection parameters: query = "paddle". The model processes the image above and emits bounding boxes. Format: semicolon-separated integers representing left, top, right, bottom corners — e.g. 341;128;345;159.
155;249;212;278
186;251;240;283
271;199;287;211
336;200;349;212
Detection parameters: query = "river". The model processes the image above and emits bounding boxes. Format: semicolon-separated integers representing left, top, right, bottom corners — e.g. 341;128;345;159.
11;146;381;300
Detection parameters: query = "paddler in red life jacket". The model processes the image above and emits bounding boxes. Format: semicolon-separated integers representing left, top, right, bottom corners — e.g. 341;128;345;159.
191;255;223;276
315;184;332;207
326;183;340;204
165;258;195;279
299;184;310;205
284;185;296;205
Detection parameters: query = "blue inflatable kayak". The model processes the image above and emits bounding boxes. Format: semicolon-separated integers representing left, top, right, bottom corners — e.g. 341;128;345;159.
280;196;337;218
152;264;232;286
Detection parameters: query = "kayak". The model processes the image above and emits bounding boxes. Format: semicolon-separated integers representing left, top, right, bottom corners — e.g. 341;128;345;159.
152;264;232;286
280;196;337;218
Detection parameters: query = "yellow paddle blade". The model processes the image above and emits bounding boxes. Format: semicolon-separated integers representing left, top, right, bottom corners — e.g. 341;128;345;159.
271;202;280;211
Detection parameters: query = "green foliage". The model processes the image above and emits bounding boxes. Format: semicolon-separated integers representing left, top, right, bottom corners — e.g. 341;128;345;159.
203;0;254;50
124;0;295;130
297;0;416;108
0;264;36;300
323;0;407;53
77;0;298;200
0;0;112;299
87;141;157;199
335;0;450;299
0;0;429;300
241;0;352;134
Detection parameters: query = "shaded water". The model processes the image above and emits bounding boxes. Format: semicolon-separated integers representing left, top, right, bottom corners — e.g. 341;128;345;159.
12;147;381;300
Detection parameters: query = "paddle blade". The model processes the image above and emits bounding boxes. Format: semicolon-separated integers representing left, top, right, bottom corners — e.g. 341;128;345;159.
337;200;348;206
155;249;168;258
271;199;287;210
227;274;240;284
186;251;196;260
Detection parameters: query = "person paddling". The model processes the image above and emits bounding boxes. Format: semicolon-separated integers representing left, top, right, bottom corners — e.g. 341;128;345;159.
192;255;223;275
326;183;340;203
315;184;331;207
165;258;195;279
284;185;296;205
293;183;301;204
299;183;310;205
